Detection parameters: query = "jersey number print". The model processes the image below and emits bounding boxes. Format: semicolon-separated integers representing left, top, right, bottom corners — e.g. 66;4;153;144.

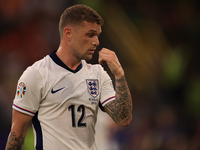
68;105;87;127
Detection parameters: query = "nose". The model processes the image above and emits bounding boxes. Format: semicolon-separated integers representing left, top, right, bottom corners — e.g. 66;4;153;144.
92;36;99;47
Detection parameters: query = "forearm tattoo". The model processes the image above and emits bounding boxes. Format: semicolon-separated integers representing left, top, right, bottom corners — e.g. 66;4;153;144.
104;76;132;126
5;132;24;150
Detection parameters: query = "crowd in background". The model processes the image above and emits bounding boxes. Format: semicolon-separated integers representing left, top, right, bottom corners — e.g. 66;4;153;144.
0;0;200;149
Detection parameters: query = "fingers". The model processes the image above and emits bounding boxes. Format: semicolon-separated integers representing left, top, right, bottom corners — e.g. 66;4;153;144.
98;48;124;78
98;48;117;65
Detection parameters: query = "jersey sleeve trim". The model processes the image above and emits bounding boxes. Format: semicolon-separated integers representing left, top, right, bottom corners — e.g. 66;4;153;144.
13;104;35;116
101;96;115;106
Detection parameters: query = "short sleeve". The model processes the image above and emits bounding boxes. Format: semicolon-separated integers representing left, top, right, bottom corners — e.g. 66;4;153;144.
99;67;115;106
13;66;43;116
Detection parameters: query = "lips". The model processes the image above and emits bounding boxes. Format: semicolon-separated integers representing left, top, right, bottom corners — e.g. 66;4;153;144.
88;48;96;53
88;50;94;54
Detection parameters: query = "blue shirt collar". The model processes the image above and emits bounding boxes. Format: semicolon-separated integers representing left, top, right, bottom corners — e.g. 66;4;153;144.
49;50;82;73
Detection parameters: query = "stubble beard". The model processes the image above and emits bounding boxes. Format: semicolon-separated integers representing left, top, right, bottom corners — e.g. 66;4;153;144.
72;48;93;61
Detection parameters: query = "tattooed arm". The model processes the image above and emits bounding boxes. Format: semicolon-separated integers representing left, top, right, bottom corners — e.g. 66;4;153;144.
5;109;33;150
104;76;132;126
99;48;132;126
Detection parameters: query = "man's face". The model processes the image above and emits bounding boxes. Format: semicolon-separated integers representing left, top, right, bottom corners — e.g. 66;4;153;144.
69;21;102;61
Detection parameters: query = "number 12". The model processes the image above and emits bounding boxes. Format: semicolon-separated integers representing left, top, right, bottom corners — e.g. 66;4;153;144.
68;105;87;127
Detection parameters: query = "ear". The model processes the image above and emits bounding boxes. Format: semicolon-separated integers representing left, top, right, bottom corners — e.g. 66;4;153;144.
63;27;72;41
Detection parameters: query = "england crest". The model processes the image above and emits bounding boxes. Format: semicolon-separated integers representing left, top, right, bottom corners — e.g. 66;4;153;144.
86;79;99;98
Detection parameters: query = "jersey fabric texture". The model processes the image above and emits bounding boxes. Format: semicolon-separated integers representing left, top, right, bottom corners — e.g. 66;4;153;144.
13;50;115;150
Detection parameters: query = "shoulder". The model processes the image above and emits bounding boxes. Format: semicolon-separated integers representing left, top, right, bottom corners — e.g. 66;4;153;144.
82;60;104;73
82;60;110;79
27;55;52;75
31;55;50;70
20;56;50;82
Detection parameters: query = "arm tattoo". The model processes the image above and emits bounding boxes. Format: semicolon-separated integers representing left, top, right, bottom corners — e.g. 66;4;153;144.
104;76;132;126
5;132;24;150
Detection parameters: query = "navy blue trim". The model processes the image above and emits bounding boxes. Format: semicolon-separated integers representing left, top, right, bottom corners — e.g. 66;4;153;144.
99;101;105;112
32;111;43;150
49;50;82;73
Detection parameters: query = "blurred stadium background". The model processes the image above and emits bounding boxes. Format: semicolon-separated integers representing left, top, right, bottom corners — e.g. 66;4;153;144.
0;0;200;149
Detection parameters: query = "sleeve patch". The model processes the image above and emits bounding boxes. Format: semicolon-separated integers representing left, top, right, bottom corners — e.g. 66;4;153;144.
17;82;26;98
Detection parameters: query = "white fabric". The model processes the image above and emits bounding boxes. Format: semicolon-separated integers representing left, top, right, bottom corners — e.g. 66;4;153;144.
13;51;115;150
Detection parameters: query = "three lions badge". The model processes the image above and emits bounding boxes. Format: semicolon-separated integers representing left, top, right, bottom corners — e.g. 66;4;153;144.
86;79;99;98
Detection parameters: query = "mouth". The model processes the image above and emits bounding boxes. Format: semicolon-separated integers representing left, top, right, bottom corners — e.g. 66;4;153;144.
88;48;96;54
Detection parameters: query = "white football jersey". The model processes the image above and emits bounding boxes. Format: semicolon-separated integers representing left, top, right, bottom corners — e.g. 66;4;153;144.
13;50;115;150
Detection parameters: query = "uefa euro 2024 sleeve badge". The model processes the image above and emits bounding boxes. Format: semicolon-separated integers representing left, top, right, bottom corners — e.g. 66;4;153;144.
17;82;26;98
86;79;99;98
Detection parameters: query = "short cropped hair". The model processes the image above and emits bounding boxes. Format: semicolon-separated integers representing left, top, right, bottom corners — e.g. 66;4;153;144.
59;4;104;38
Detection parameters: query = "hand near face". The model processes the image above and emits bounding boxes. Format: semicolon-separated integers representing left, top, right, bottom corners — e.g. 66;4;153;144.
98;48;124;78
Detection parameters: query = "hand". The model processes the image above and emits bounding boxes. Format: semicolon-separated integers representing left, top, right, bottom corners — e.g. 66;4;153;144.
98;48;124;78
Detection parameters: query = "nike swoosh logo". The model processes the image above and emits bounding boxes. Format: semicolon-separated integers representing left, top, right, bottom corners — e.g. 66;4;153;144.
51;87;65;94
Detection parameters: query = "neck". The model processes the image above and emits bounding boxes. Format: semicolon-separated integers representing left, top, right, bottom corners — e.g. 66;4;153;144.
56;46;82;71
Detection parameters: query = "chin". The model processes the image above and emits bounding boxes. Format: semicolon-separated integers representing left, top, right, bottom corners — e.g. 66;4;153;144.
85;57;92;61
83;55;93;61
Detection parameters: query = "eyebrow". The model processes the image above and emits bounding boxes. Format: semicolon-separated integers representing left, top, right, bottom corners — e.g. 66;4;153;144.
87;29;102;34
